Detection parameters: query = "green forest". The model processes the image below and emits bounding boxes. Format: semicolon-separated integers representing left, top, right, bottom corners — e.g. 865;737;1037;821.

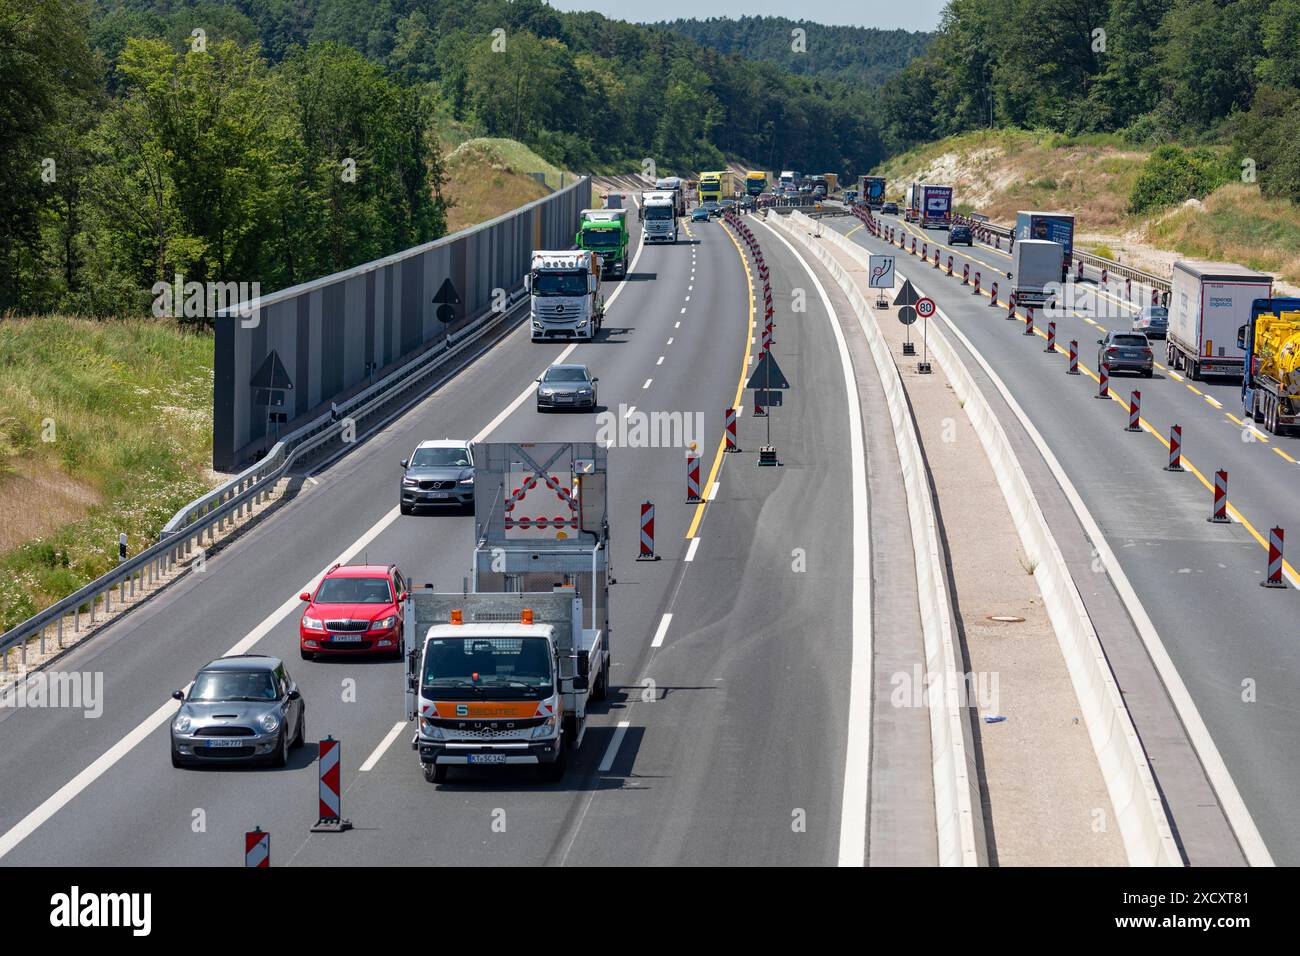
879;0;1300;204
653;16;932;88
2;0;894;319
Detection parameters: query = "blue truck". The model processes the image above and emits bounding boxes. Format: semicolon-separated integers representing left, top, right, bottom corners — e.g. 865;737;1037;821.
859;175;886;209
1015;211;1075;282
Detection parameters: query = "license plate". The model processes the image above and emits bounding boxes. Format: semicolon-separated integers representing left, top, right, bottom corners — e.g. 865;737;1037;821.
425;491;448;499
330;635;364;643
203;738;246;748
556;395;574;403
468;753;507;765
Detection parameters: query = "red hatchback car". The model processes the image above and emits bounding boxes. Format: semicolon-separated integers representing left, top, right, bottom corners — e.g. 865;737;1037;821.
299;564;408;660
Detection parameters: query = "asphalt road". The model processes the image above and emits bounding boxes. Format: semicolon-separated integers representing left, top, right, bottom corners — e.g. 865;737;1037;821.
844;212;1300;864
0;210;878;866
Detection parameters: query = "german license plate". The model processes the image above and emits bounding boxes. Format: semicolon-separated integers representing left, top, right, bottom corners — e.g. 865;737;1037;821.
556;395;573;403
468;753;507;765
330;635;363;643
425;491;448;499
203;738;245;748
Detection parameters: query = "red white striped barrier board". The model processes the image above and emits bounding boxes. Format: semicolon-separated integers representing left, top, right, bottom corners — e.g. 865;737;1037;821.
1023;307;1035;335
1045;320;1056;352
911;237;917;256
1101;266;1109;285
1262;527;1286;588
1067;340;1080;374
962;263;969;285
311;736;351;831
686;452;702;503
933;249;940;269
947;256;954;276
725;408;738;452
1097;361;1110;398
245;828;269;867
638;501;656;560
1165;424;1184;471
989;281;998;304
922;242;928;260
1126;390;1142;432
1209;470;1229;523
973;271;981;294
1007;295;1017;319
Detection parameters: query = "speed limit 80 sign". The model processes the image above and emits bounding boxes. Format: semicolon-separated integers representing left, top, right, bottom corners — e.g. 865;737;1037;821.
915;297;936;319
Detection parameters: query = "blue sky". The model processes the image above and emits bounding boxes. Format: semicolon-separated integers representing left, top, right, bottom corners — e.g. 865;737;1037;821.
544;1;948;32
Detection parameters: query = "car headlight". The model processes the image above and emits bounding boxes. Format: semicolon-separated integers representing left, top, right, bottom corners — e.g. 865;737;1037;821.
373;615;398;630
402;477;418;487
420;718;444;740
302;615;323;630
257;712;280;734
174;714;192;733
578;388;592;396
458;476;474;485
531;716;557;740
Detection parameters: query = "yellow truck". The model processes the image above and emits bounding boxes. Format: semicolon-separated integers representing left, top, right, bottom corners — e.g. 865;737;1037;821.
1240;298;1300;434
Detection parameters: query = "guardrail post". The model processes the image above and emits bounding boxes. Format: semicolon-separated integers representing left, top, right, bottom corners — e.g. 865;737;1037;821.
58;615;64;649
39;624;46;656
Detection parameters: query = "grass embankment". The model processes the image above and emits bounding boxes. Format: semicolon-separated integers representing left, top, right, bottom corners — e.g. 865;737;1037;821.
875;130;1300;286
0;317;214;631
442;137;571;231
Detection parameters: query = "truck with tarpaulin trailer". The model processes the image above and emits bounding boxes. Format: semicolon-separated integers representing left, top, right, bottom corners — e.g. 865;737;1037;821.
403;441;612;784
1015;211;1075;283
1167;259;1272;380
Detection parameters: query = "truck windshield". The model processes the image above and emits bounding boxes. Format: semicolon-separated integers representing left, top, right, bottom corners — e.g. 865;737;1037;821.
532;272;587;296
422;637;553;697
645;205;674;220
582;228;621;247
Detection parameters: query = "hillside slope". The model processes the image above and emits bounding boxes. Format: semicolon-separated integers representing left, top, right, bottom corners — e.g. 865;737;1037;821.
877;131;1300;289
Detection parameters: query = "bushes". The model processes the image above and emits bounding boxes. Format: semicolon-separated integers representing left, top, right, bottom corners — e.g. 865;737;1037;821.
1128;146;1235;215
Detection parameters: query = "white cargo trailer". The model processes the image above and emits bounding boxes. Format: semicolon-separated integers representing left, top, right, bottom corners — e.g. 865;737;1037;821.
1167;260;1272;379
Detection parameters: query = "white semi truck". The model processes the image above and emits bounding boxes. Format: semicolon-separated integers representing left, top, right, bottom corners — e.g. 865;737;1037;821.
1167;259;1273;380
403;442;612;784
526;250;604;341
641;192;679;243
1007;239;1064;309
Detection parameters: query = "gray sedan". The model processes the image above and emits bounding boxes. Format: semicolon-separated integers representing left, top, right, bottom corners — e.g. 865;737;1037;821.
171;655;305;768
1097;331;1154;377
536;364;598;411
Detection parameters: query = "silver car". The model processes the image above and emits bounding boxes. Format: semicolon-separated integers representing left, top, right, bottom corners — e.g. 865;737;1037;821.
170;655;305;768
400;439;474;514
1098;331;1154;377
1132;305;1168;340
536;363;598;411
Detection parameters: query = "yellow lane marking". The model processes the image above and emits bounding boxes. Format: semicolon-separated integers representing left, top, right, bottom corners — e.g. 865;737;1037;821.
845;223;863;238
1187;384;1203;396
1274;448;1295;463
686;222;755;539
1205;396;1222;409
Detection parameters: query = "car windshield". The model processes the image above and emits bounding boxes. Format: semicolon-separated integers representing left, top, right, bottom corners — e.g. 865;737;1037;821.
645;205;674;220
583;227;621;246
314;577;392;604
1113;334;1149;347
544;367;589;383
190;669;277;702
1143;309;1168;321
532;272;586;296
410;447;470;468
422;637;553;697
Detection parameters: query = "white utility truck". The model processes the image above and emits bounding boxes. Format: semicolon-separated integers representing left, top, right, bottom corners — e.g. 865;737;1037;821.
640;191;679;242
526;250;604;341
1008;239;1064;310
404;442;612;784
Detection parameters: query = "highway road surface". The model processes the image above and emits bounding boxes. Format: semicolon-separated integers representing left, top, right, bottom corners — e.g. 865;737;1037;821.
843;211;1296;864
0;209;889;867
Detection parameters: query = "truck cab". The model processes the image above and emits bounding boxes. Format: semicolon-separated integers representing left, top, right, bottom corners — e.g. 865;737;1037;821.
576;209;628;278
642;194;678;243
404;442;612;784
526;250;604;341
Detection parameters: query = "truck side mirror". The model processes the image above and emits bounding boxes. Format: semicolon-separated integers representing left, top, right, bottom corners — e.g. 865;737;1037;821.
1237;325;1247;350
523;275;531;292
570;675;589;692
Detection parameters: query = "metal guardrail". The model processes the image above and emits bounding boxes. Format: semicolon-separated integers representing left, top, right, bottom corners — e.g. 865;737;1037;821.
0;286;531;674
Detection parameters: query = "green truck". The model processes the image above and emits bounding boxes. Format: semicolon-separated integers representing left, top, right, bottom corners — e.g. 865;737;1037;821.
576;209;628;278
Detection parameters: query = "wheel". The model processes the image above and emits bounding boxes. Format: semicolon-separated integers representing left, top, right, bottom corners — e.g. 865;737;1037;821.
591;654;610;702
300;647;314;661
424;763;447;784
1142;369;1153;378
1188;358;1200;381
292;709;305;748
1266;397;1277;434
270;728;288;764
1252;394;1264;423
391;632;405;661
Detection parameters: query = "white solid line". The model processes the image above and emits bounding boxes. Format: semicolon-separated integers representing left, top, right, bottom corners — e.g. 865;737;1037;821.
598;720;631;772
360;721;406;772
656;356;664;366
708;481;719;500
756;218;872;868
0;200;662;863
650;613;673;648
684;537;701;562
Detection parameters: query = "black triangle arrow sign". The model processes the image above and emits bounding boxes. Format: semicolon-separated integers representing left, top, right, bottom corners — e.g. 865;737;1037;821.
432;277;461;305
892;278;919;308
746;350;790;390
249;349;293;390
